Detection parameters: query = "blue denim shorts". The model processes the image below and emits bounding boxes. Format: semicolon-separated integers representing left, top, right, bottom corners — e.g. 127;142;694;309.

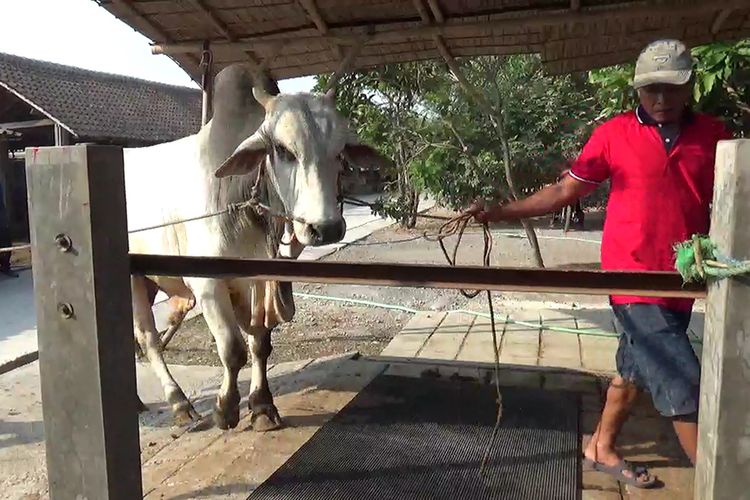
611;303;700;418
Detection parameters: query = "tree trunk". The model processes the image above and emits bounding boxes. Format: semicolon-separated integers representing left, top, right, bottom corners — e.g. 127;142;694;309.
436;48;545;267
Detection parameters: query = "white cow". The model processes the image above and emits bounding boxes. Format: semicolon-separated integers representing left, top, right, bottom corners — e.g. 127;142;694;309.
124;64;390;430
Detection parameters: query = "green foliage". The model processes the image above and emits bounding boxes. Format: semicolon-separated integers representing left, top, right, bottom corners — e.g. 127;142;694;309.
588;64;637;120
691;39;750;135
315;55;599;219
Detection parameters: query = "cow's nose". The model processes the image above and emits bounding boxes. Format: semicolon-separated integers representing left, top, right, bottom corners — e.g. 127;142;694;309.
307;220;346;246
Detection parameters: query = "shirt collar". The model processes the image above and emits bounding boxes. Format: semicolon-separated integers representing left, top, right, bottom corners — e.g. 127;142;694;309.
636;105;694;126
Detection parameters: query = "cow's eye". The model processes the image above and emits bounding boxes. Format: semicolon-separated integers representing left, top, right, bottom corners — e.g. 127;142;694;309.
274;144;296;163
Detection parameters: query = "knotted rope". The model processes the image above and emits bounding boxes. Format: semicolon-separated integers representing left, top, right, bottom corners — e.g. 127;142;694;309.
675;235;750;284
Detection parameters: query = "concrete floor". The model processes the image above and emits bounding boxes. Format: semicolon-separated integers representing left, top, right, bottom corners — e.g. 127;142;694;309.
1;306;706;499
0;270;36;370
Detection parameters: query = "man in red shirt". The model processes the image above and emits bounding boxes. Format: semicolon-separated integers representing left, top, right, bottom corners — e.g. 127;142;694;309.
469;39;732;488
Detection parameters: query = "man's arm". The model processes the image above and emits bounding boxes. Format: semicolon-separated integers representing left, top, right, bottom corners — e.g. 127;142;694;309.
469;175;597;223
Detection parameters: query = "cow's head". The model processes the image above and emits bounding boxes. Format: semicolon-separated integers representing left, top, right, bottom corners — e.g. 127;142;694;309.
215;86;391;247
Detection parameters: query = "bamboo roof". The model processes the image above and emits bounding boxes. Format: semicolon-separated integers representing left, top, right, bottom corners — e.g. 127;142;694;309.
96;0;750;83
0;52;201;145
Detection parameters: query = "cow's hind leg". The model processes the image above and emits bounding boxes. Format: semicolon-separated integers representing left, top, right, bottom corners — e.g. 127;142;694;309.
132;276;199;425
247;327;283;432
158;280;196;349
189;278;247;430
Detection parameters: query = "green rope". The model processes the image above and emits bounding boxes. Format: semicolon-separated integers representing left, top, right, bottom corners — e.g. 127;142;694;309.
674;235;750;284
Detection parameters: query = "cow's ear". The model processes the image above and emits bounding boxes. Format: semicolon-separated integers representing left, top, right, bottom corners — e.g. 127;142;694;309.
215;132;267;178
342;143;394;171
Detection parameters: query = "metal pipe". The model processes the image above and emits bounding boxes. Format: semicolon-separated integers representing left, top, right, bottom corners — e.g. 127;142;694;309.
129;254;705;299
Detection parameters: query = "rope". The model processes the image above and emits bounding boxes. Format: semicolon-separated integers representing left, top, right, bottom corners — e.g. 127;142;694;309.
127;200;304;235
0;244;30;253
128;162;305;235
433;213;502;476
675;234;750;284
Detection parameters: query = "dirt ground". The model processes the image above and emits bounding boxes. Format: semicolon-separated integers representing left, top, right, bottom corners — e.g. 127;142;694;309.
161;207;607;367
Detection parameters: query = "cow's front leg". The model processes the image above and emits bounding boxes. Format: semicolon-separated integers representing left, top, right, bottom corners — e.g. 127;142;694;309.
248;328;283;432
190;278;248;430
132;277;199;425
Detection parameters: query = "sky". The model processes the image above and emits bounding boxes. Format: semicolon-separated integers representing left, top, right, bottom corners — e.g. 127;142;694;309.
0;0;315;93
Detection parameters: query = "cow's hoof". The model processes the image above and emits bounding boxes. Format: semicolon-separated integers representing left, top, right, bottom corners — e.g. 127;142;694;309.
213;393;240;430
173;401;200;426
250;404;284;432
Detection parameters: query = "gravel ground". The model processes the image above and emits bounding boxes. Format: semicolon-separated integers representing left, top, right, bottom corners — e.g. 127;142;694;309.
161;208;607;366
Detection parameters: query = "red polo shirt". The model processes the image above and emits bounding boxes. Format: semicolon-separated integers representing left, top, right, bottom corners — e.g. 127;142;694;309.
569;107;731;311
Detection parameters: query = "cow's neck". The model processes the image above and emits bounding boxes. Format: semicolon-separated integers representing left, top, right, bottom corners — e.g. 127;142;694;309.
202;102;273;245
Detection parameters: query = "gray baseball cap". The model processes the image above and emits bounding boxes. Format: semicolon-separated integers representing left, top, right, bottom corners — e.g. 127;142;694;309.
633;39;694;89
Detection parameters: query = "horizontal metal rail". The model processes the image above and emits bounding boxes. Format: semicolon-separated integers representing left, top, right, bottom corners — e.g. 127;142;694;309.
130;254;705;299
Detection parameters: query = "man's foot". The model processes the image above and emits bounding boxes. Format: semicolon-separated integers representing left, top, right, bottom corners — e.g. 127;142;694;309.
583;444;656;488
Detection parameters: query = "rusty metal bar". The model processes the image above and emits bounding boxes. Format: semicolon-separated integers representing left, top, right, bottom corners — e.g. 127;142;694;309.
129;254;705;299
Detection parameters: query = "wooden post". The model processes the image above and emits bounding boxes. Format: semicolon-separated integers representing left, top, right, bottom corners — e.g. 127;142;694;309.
0;138;9;214
695;139;750;499
26;145;142;499
201;41;213;125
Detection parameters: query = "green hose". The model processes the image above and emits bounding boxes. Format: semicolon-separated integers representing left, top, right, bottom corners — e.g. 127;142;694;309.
292;291;704;345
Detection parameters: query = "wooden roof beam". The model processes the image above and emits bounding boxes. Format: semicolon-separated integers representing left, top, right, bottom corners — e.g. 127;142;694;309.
0;118;54;130
187;0;234;41
711;8;733;34
152;0;750;55
297;0;344;59
182;0;277;89
111;0;202;80
412;0;433;24
426;0;445;24
112;0;182;46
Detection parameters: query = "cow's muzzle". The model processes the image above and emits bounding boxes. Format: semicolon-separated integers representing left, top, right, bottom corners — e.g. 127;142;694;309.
305;219;346;246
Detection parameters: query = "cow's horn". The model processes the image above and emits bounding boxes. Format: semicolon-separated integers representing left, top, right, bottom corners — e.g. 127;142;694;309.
324;87;336;102
253;86;274;109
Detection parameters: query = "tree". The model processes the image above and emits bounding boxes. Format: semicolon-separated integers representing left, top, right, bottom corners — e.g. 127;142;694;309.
411;55;597;210
692;39;750;135
315;64;443;227
314;54;600;268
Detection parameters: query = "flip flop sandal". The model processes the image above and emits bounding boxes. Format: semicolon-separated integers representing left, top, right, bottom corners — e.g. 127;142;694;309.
583;457;657;489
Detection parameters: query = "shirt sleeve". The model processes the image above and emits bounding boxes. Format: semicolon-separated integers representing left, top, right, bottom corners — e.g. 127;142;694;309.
569;124;611;184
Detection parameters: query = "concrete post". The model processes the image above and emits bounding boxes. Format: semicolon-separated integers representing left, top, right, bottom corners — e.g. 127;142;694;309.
695;139;750;499
26;145;142;499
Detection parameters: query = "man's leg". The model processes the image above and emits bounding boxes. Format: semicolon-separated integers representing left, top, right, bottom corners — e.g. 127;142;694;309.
582;305;658;485
672;418;698;464
584;378;655;483
586;377;638;460
614;304;700;464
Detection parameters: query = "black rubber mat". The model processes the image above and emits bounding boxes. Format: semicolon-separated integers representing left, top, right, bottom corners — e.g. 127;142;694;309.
249;374;580;500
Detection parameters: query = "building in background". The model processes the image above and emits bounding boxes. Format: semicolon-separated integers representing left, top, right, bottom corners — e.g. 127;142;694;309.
0;52;202;242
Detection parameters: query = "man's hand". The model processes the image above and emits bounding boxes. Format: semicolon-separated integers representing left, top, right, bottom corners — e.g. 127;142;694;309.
464;176;594;224
464;200;507;224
